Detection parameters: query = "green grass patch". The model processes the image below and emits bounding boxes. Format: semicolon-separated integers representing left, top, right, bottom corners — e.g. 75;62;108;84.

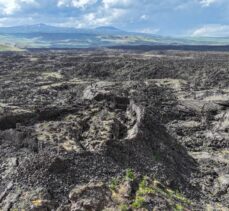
125;169;135;181
109;174;192;210
109;178;119;192
119;204;129;211
166;189;192;205
138;177;155;195
132;196;145;208
174;203;185;211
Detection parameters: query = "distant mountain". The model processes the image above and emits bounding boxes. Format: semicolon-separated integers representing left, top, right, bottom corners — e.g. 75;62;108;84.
0;44;22;51
0;24;130;35
0;24;229;49
0;24;81;34
93;26;127;35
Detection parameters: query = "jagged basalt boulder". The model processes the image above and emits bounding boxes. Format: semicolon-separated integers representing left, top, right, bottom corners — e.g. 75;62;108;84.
69;182;112;211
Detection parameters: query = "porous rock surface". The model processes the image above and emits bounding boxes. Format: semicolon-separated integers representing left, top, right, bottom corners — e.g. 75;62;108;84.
0;49;228;210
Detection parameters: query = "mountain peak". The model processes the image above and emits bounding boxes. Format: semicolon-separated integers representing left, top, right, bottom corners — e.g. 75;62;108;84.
34;23;49;27
93;26;126;35
95;26;120;31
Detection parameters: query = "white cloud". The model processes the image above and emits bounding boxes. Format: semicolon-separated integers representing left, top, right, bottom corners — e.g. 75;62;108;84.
57;0;97;8
140;14;148;20
102;0;131;9
0;0;36;15
60;7;126;28
83;12;111;26
140;28;159;34
1;0;227;34
0;16;34;26
191;24;229;36
175;1;193;10
199;0;218;7
69;0;129;28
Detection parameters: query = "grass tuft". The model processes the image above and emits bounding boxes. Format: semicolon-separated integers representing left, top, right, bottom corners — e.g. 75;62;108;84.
119;204;129;211
125;169;135;181
132;196;145;208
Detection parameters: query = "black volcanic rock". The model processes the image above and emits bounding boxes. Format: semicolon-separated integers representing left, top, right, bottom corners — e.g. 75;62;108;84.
0;49;228;210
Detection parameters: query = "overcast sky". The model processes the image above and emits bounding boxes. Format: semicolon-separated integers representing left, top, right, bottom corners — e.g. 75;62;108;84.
0;0;228;36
